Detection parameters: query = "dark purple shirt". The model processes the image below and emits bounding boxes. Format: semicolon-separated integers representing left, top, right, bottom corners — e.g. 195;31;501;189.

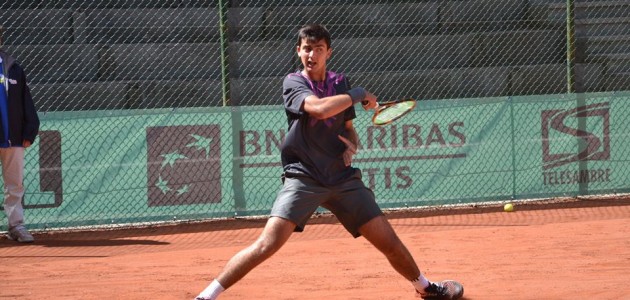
280;71;359;186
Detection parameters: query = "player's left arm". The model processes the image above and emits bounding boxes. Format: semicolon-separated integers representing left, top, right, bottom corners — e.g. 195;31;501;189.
338;120;359;167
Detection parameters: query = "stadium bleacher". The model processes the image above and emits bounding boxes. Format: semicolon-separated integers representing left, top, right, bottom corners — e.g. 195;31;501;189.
0;0;627;111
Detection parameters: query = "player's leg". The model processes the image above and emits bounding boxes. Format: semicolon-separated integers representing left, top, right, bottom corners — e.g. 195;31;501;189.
359;214;464;299
195;216;295;300
326;179;421;278
217;216;295;287
196;176;327;300
330;178;463;299
327;177;419;278
358;215;422;280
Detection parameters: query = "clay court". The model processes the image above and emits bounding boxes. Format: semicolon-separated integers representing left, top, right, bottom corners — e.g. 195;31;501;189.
1;198;629;300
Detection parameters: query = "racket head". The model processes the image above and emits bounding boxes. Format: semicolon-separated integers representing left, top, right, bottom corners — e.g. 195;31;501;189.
372;99;416;126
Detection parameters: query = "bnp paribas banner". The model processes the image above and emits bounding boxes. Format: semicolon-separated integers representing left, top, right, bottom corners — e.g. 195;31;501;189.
6;91;630;230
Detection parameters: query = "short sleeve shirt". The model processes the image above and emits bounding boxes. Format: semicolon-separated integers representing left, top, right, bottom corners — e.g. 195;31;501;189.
280;71;359;186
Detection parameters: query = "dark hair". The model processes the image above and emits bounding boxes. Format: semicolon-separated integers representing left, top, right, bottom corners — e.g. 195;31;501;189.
296;24;331;48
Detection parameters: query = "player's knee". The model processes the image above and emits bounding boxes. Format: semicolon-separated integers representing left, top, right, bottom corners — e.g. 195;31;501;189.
252;238;283;257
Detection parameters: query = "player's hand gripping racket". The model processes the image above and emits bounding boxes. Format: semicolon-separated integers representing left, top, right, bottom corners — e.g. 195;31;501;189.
362;99;416;126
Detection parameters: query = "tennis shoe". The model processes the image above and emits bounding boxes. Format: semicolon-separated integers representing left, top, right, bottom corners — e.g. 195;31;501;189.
417;280;464;300
8;226;35;243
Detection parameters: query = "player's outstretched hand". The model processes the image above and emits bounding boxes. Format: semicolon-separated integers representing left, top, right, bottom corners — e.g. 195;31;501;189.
337;135;357;166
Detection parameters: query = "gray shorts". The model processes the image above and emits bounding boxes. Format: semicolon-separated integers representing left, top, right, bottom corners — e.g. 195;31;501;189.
270;175;383;238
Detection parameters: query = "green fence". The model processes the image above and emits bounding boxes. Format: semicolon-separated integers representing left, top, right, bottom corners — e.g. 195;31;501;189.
0;0;628;230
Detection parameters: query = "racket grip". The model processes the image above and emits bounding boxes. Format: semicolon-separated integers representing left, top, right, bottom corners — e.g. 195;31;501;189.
362;101;379;109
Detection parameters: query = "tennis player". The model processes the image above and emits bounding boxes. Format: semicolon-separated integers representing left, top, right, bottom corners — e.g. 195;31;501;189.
195;23;463;300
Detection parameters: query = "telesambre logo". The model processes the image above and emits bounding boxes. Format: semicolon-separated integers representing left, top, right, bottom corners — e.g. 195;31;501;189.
541;102;610;170
146;125;221;206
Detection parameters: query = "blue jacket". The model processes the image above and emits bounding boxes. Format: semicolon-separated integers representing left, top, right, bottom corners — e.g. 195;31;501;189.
0;50;39;147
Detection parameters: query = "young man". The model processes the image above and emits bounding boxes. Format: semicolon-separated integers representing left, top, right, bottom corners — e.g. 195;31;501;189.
0;27;40;243
195;24;463;300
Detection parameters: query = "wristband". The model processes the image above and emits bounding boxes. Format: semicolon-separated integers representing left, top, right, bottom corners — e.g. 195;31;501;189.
346;87;366;105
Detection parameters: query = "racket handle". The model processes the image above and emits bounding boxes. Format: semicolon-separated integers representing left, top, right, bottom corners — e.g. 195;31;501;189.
362;101;378;109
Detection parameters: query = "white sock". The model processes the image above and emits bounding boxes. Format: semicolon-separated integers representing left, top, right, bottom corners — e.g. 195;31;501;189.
411;275;430;293
195;279;225;300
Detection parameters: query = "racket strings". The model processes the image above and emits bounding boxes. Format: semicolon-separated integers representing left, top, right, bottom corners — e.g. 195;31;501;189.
373;100;416;125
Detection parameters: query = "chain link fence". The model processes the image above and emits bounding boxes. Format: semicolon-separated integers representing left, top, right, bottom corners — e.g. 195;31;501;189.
0;0;628;230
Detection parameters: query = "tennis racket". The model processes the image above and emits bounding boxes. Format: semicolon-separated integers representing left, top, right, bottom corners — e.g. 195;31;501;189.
362;98;416;126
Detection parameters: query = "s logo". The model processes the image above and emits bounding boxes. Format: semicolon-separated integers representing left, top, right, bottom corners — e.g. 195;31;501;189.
541;102;610;170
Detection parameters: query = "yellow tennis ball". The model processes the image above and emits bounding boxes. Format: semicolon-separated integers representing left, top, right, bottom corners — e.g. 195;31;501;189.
504;203;514;212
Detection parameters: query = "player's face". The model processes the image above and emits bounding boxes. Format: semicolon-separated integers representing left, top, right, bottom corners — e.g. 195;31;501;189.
297;38;331;79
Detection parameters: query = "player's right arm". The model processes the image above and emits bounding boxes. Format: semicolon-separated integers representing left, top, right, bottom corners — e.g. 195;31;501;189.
283;74;377;120
303;94;353;119
303;90;377;119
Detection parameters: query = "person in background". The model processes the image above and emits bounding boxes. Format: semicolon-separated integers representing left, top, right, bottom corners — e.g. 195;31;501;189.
0;25;40;243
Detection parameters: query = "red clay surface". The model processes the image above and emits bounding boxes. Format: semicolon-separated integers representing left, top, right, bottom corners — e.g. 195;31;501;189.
1;200;629;300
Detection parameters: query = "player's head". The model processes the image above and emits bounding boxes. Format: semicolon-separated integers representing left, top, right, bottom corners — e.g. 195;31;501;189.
296;24;331;49
296;24;332;77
